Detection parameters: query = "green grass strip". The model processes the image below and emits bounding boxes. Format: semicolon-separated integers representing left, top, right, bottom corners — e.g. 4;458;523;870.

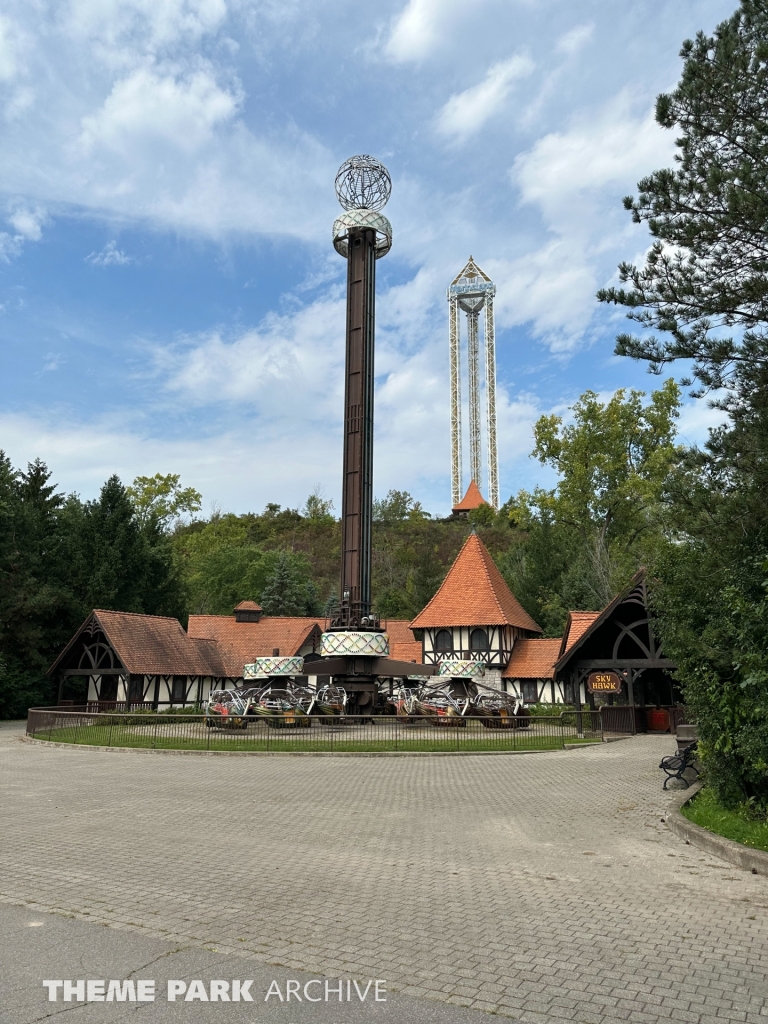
682;787;768;853
39;724;599;754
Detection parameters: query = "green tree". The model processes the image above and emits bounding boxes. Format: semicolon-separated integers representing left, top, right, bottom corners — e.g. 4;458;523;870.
519;382;681;548
373;490;429;524
259;550;319;616
597;0;768;810
302;488;335;523
597;0;768;392
127;473;202;530
499;384;681;635
68;476;185;618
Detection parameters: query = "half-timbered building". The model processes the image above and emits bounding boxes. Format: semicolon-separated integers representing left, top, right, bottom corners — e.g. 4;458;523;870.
410;532;543;687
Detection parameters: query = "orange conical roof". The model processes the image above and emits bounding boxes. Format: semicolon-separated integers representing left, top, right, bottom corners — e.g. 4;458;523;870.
410;532;542;632
452;480;488;512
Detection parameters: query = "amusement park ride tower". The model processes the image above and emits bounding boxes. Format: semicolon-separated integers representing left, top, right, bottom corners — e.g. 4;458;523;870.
317;155;437;708
448;258;498;509
329;155;393;632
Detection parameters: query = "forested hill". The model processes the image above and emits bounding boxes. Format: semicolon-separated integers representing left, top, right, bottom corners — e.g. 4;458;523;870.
171;494;522;624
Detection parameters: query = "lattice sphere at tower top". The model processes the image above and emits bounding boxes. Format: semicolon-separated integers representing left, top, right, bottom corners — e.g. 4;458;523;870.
334;155;392;212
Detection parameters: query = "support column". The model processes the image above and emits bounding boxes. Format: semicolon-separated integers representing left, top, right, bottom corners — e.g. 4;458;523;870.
484;296;499;509
467;309;481;491
339;226;377;628
449;296;462;508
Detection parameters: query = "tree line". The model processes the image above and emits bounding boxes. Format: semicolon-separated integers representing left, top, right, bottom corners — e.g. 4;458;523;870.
0;0;766;812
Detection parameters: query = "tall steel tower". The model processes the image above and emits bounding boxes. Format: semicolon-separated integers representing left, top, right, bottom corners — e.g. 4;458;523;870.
448;257;498;509
330;155;393;630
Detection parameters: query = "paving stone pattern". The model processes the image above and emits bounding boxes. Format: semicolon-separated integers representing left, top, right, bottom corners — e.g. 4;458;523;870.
1;723;767;1024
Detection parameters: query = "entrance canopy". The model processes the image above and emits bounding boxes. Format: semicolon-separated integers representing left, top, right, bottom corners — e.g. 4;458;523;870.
554;570;677;708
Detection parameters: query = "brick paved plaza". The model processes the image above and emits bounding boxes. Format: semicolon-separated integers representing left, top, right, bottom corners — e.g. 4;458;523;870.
1;722;767;1024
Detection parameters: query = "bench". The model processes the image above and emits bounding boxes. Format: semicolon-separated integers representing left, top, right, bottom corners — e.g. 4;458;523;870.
660;741;699;789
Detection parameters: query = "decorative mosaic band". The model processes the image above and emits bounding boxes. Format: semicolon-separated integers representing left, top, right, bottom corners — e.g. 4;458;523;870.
320;631;390;657
332;209;392;259
243;656;304;678
438;659;486;679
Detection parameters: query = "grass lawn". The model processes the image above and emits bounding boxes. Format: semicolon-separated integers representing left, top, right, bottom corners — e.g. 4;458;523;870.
36;723;600;754
682;787;768;853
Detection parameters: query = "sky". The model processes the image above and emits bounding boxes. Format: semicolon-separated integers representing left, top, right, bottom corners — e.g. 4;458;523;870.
0;0;737;518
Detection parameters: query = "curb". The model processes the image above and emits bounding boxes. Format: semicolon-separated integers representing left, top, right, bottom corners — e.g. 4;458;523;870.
20;734;577;758
665;782;768;875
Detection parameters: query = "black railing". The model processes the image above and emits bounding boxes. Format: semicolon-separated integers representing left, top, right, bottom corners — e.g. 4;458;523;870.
26;707;603;754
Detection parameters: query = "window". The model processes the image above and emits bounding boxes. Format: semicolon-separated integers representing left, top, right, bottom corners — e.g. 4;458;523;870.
522;681;538;703
434;630;453;653
128;675;144;701
470;628;489;652
172;676;187;703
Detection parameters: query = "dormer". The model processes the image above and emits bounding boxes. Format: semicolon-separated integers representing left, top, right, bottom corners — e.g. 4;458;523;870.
234;600;263;623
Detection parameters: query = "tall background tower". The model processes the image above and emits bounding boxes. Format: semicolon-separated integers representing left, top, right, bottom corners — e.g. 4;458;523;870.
448;257;498;509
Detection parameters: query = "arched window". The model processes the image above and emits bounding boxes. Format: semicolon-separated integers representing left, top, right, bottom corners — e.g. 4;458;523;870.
470;628;489;652
434;629;453;653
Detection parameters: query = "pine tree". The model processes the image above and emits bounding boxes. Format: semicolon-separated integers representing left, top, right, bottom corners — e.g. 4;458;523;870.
598;0;768;392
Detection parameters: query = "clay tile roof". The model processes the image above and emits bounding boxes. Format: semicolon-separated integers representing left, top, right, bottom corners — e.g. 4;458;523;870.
561;612;601;658
502;638;561;680
187;615;322;677
452;480;488;512
390;641;423;662
234;600;262;612
90;610;227;676
410;532;542;632
382;619;417;645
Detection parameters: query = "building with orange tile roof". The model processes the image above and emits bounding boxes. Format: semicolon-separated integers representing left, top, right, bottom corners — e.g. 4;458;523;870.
410;531;541;688
47;549;675;724
49;609;422;709
451;480;488;516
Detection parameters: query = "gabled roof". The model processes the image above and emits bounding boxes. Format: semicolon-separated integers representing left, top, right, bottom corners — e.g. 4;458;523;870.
452;480;488;512
502;638;561;680
48;610;227;677
187;615;322;677
449;256;493;288
410;532;542;632
554;569;647;673
560;612;601;659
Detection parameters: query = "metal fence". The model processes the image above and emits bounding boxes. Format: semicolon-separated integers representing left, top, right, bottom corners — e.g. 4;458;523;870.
26;707;603;753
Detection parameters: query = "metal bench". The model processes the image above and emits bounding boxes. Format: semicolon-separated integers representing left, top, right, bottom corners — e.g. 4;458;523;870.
660;741;699;789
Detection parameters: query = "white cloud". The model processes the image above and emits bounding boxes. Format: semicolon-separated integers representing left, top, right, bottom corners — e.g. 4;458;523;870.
384;0;464;63
512;94;674;232
63;0;228;55
160;297;346;411
0;15;23;82
80;66;239;155
677;398;729;447
7;203;47;240
555;22;594;55
487;241;597;350
85;240;135;266
436;54;534;142
0;203;48;261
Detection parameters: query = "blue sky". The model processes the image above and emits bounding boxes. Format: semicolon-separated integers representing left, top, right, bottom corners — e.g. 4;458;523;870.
0;0;735;518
